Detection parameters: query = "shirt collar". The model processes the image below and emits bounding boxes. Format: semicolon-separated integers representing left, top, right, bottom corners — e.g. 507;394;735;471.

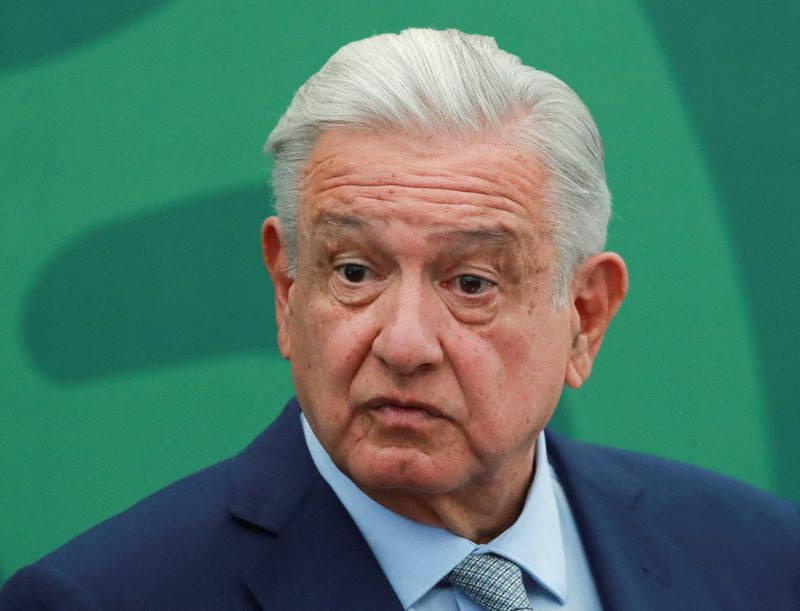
301;414;567;608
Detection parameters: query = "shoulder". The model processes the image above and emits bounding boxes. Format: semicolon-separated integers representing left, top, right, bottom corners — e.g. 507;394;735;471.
38;459;242;570
546;430;800;593
548;431;799;523
547;430;799;532
1;402;311;610
1;460;266;610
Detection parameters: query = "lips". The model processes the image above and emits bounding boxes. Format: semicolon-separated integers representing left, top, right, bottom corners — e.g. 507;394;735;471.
361;396;445;419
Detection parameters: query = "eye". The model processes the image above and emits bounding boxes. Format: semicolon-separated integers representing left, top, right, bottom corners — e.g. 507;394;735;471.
336;263;373;283
455;274;495;295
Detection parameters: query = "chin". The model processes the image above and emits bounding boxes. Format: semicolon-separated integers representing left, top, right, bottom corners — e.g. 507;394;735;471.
344;446;467;496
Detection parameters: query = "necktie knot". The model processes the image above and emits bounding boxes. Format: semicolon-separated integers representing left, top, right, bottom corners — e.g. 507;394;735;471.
446;552;533;611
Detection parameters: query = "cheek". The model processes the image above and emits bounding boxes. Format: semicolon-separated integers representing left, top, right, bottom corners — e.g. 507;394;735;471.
289;296;376;417
450;318;564;398
448;311;570;444
511;325;571;421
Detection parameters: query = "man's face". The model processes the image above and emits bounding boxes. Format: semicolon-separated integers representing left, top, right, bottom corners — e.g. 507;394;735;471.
271;129;577;500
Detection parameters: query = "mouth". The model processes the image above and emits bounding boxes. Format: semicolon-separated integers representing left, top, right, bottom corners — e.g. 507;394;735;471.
361;396;445;424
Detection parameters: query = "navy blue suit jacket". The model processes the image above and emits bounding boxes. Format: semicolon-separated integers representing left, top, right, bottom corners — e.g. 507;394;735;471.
2;398;799;610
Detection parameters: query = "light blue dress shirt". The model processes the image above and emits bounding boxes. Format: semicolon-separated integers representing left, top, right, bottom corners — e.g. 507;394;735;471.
301;414;603;610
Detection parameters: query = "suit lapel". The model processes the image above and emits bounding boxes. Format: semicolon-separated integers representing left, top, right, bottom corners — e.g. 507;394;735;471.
547;431;692;611
243;478;404;610
228;400;403;611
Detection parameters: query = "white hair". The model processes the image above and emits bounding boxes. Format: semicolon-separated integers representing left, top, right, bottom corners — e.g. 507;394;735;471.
265;28;610;304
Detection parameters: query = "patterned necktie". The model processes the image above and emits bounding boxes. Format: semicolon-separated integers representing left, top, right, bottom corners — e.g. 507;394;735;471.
446;552;533;611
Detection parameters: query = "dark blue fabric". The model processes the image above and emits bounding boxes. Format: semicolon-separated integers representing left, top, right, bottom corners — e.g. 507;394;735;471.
546;431;800;610
1;398;798;610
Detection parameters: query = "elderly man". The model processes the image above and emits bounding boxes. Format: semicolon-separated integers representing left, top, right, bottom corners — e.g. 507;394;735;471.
2;28;798;611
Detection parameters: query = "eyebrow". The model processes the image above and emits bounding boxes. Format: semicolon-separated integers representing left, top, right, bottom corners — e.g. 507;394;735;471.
313;212;370;234
436;228;516;248
313;212;516;244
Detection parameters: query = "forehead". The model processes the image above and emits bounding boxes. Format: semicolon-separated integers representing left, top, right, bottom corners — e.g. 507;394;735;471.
298;128;551;242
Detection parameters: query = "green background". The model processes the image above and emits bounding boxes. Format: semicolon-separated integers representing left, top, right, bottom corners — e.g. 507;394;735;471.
2;0;798;582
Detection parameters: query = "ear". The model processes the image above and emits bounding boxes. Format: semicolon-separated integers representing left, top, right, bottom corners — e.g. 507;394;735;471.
261;217;294;361
564;252;628;389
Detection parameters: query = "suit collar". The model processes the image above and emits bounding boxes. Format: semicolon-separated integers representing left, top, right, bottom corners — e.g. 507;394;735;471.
229;399;403;611
546;430;692;611
228;397;315;533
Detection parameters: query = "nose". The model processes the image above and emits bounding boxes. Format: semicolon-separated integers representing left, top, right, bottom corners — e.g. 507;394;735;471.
371;279;445;375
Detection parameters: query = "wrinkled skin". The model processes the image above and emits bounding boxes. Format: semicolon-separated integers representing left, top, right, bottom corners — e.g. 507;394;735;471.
263;129;627;541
